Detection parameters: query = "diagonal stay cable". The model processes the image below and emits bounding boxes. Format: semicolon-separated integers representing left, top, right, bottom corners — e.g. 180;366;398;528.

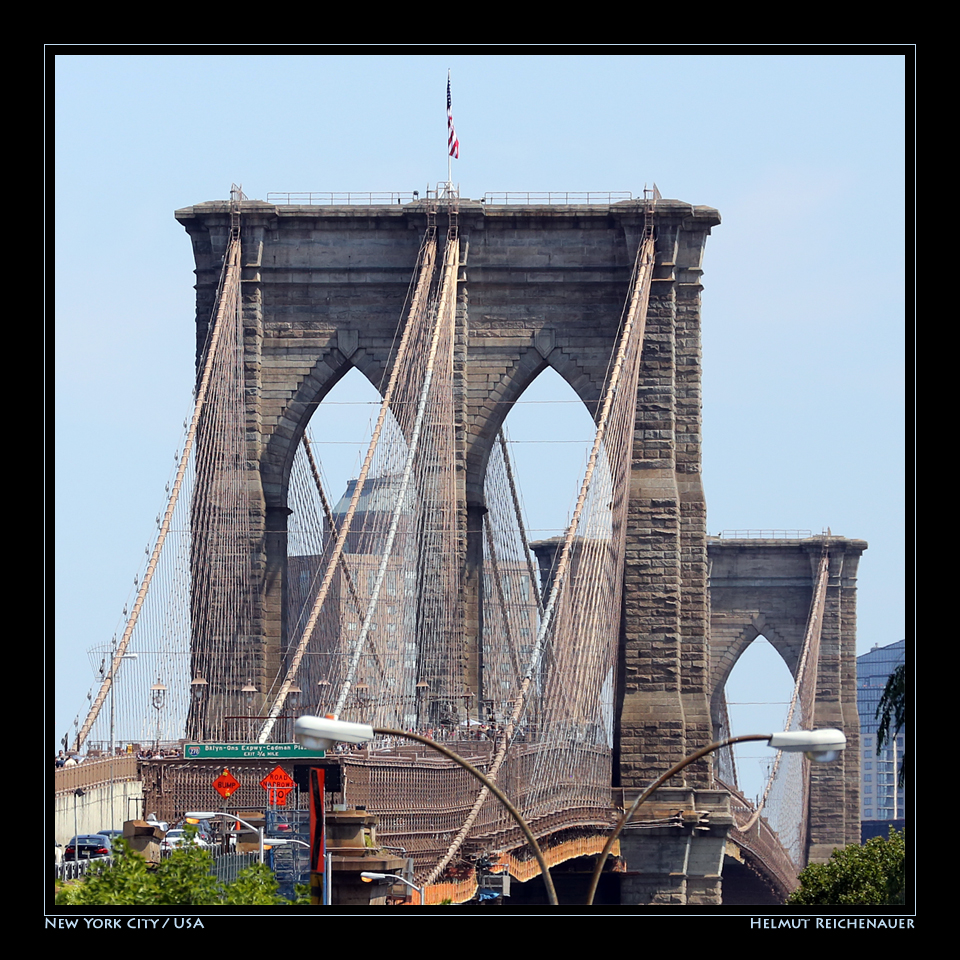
331;228;459;719
736;547;829;833
74;235;242;752
257;229;438;742
422;218;656;886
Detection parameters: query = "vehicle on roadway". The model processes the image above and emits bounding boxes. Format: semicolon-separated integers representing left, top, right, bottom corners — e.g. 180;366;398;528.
95;829;124;843
64;835;112;861
160;828;211;851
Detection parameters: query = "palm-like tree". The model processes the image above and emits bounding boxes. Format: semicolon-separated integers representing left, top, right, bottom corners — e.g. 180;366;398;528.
875;663;906;787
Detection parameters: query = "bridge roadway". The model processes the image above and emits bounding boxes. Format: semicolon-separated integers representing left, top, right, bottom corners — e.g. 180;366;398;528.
116;744;796;904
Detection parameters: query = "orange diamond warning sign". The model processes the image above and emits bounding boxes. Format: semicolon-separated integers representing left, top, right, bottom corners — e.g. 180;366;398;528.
213;769;240;798
260;766;295;790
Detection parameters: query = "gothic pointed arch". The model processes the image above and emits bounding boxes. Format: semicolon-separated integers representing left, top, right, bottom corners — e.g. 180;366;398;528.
262;345;390;511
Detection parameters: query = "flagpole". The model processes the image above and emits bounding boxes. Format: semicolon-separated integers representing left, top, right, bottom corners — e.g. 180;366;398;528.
446;69;458;197
447;70;452;191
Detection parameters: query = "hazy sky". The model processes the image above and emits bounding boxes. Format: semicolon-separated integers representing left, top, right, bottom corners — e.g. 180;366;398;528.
53;51;907;800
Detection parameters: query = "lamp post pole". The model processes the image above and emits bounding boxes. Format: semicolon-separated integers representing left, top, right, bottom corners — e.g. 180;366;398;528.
361;871;425;904
108;652;137;830
150;679;166;752
586;729;847;905
372;726;558;906
186;811;265;864
295;716;559;905
73;788;85;842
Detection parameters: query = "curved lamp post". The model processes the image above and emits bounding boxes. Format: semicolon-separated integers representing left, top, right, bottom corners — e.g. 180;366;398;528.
186;810;265;864
294;715;559;906
585;728;847;905
361;871;425;904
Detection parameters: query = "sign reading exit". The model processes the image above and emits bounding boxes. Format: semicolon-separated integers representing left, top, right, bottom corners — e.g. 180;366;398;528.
185;743;325;760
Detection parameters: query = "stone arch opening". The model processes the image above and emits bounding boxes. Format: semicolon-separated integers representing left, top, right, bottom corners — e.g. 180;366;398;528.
260;353;402;686
297;366;390;513
722;631;799;803
463;337;607;508
280;366;400;709
262;348;392;513
476;362;615;731
494;365;601;545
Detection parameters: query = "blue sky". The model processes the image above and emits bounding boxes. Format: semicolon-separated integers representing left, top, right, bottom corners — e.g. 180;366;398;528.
53;51;908;799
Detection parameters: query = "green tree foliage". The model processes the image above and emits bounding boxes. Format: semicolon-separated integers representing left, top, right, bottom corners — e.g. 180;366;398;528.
55;834;303;906
787;829;905;905
221;863;301;906
876;662;907;787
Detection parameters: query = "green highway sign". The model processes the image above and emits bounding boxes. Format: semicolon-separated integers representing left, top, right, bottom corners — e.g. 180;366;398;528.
184;742;326;760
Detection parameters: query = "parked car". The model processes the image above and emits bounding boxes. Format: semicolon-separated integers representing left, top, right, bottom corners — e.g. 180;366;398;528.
64;835;112;861
160;828;210;851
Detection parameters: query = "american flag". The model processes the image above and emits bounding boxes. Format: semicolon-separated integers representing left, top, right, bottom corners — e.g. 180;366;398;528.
447;73;459;159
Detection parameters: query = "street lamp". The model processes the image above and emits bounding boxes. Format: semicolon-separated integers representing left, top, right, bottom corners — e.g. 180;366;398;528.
585;728;847;905
295;715;559;905
150;678;167;751
258;835;310;879
73;788;86;842
415;681;429;729
186;811;266;864
361;871;425;904
285;684;302;742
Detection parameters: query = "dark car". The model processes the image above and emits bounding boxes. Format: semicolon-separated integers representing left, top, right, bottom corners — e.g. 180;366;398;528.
64;835;112;861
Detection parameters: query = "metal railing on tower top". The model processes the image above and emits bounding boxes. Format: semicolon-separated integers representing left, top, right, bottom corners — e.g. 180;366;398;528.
716;529;814;539
483;191;634;204
262;191;642;206
266;192;422;205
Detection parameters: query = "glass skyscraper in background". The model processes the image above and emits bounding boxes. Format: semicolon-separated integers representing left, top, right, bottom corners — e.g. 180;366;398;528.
856;639;905;836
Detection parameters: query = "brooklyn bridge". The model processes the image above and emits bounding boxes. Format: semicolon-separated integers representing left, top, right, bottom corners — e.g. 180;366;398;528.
63;186;865;905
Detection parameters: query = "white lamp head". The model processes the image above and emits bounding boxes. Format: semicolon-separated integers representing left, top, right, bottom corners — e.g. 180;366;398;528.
767;728;846;762
294;715;375;751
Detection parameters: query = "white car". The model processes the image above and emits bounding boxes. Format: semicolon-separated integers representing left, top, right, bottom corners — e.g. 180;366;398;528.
160;828;210;851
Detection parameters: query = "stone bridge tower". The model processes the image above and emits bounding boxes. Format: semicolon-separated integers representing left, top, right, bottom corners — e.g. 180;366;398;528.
176;195;860;903
708;535;866;858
